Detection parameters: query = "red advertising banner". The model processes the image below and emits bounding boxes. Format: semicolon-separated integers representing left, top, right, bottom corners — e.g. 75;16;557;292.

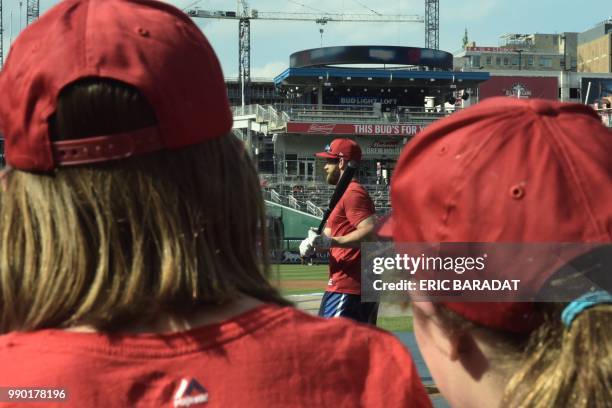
479;76;558;100
286;122;425;136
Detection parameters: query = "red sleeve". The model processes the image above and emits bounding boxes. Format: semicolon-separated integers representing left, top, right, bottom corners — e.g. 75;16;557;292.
343;185;375;227
361;331;433;407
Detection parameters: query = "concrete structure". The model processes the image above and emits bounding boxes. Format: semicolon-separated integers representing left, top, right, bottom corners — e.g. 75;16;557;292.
578;19;612;73
268;65;487;184
225;77;285;106
455;33;578;72
228;46;490;230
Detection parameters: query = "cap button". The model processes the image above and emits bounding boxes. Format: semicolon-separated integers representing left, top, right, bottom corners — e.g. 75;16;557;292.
137;27;150;37
529;100;558;116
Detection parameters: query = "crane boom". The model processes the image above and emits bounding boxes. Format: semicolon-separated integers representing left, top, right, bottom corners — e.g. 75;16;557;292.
187;9;423;23
187;4;425;106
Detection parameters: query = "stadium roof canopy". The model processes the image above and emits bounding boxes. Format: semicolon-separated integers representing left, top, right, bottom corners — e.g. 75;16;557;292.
273;67;490;88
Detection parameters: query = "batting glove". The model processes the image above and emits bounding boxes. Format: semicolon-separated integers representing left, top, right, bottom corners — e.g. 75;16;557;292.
309;227;332;252
299;235;315;257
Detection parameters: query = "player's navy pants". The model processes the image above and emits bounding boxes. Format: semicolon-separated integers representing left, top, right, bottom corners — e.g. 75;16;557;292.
318;291;379;325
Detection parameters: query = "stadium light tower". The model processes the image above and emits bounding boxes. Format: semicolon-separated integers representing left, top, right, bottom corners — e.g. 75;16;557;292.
424;0;439;49
187;3;424;107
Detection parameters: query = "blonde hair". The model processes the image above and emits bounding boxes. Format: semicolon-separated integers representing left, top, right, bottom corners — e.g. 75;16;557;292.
437;302;612;407
0;79;289;333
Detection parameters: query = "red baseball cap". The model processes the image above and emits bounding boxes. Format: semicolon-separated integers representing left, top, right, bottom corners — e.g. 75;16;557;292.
315;138;362;162
0;0;232;171
384;97;612;332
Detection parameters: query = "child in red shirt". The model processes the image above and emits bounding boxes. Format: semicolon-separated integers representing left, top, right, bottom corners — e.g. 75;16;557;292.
380;97;612;407
0;1;430;407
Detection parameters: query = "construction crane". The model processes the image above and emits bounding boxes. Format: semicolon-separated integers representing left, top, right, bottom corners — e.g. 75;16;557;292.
187;3;424;107
26;0;39;25
0;0;38;69
0;0;4;68
424;0;439;50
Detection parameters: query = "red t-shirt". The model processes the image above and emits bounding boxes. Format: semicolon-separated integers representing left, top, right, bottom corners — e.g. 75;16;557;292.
326;180;375;294
0;305;431;407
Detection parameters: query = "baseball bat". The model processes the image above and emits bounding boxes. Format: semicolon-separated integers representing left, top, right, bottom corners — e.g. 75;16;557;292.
316;160;359;234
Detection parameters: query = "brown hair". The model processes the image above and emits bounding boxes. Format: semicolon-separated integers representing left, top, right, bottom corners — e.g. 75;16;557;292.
0;78;289;333
436;302;612;408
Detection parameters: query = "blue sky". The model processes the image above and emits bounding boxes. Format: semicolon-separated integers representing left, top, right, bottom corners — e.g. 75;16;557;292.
2;0;610;77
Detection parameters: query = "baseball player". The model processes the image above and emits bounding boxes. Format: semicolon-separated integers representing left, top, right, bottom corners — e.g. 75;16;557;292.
0;1;431;406
300;139;379;324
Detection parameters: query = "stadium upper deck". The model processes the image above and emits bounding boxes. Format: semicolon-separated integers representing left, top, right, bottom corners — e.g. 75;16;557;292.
229;46;490;219
237;46;489;189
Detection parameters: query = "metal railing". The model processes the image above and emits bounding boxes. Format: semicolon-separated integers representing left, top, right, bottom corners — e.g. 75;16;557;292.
264;186;324;217
278;103;380;123
225;77;275;83
233;103;456;129
261;173;387;187
231;105;259;117
275;103;453;126
262;176;391;217
268;105;284;129
275;103;376;113
306;201;324;217
231;104;271;123
270;189;281;203
288;195;301;210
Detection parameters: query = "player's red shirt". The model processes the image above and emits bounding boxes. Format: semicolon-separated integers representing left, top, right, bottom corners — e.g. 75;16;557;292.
326;180;375;294
0;304;431;407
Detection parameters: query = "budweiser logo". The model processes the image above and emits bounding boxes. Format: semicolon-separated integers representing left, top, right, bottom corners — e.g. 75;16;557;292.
370;140;400;148
307;124;336;134
505;83;532;98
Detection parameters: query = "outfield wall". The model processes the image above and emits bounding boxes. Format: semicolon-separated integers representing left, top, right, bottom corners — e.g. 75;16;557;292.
265;200;321;239
266;201;329;263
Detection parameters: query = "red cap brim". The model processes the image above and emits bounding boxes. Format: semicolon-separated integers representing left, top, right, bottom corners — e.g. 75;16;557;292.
315;152;339;159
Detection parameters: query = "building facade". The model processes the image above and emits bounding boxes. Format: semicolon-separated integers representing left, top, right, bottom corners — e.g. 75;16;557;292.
578;19;612;73
455;33;578;72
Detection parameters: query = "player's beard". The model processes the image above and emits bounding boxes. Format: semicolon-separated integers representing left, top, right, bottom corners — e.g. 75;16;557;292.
326;167;340;185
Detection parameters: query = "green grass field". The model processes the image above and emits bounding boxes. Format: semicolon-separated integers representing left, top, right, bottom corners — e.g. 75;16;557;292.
376;316;413;332
272;264;413;332
271;263;329;283
270;263;328;295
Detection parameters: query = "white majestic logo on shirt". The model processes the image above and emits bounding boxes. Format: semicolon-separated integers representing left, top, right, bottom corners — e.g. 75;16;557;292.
173;378;209;407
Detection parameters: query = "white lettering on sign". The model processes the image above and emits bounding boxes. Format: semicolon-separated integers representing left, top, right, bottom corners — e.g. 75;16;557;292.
353;124;421;135
355;124;373;133
339;97;398;105
504;83;532;98
307;124;335;134
365;147;402;156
